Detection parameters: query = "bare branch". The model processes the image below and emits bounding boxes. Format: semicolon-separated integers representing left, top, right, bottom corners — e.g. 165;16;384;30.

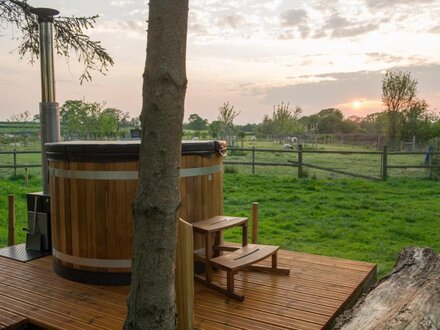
0;0;113;83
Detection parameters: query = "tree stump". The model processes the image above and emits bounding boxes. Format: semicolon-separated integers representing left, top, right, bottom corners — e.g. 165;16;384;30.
334;247;440;330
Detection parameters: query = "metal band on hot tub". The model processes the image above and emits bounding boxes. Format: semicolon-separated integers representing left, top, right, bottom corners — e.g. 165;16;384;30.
48;164;223;180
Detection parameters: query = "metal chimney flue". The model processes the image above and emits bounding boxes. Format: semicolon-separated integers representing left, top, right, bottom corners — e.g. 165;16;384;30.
31;7;61;195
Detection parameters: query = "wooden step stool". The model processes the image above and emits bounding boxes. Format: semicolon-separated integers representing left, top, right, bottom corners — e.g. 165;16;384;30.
209;244;290;301
192;216;290;301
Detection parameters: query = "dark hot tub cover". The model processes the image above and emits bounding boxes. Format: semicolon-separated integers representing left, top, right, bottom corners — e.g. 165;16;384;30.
46;140;226;162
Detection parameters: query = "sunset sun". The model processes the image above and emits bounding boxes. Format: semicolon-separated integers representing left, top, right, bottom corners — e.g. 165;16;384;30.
352;100;363;109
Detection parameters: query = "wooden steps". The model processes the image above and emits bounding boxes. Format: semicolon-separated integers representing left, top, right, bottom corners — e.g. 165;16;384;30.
193;216;290;301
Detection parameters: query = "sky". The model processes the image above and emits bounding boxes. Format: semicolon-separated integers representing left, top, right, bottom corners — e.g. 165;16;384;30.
1;0;440;124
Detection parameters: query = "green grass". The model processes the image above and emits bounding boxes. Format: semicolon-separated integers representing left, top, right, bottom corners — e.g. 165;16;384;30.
222;173;440;278
0;174;42;247
1;154;438;280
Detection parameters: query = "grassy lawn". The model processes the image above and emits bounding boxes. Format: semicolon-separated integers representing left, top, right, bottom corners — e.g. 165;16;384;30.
223;173;440;278
1;156;438;280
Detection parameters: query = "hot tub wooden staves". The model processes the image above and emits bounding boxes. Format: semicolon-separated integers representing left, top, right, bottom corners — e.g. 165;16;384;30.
46;140;226;285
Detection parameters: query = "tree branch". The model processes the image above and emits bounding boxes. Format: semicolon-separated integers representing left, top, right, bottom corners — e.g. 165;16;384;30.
0;0;113;83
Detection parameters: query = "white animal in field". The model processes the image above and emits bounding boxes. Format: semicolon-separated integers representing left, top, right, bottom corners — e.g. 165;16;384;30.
282;144;294;150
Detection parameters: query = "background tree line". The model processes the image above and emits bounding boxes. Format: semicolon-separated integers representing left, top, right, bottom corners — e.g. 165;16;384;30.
4;100;140;140
59;100;139;139
183;70;440;149
4;70;440;148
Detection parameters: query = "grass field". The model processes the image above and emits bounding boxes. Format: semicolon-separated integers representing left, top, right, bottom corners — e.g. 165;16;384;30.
1;171;438;279
222;174;439;278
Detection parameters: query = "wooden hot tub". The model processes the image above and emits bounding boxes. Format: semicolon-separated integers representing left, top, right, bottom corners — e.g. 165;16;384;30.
46;140;225;284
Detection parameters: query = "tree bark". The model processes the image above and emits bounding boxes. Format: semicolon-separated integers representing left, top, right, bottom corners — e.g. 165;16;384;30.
334;247;440;330
125;1;188;329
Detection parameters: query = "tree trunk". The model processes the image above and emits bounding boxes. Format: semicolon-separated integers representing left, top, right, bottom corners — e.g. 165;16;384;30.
125;0;188;329
334;247;440;330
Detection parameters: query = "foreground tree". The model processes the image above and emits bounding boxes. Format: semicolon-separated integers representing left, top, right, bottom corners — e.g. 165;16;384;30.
124;0;189;328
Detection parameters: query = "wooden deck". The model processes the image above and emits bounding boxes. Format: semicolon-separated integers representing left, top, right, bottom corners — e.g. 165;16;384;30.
0;250;376;330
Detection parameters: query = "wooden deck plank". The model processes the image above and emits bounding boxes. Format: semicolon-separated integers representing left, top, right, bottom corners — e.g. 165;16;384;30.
196;293;329;326
195;284;336;316
0;283;121;329
253;257;373;281
194;306;287;330
194;318;241;330
0;307;27;330
278;250;375;271
0;276;125;321
211;273;351;301
0;269;126;315
0;259;129;304
231;270;361;294
0;294;104;330
0;248;376;330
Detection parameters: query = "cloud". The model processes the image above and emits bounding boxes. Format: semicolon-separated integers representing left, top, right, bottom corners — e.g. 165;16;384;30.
314;12;379;38
365;0;436;9
250;0;283;12
279;9;310;38
189;23;210;35
367;53;429;67
110;0;133;8
367;52;405;64
244;70;383;115
218;14;247;29
429;25;440;34
250;65;440;115
280;9;308;27
93;20;145;39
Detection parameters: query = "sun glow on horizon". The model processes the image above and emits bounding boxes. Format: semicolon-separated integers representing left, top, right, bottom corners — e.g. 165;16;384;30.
352;100;363;109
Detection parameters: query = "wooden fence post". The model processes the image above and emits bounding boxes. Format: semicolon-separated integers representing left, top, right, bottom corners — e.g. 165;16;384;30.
252;202;259;244
298;144;303;178
382;146;388;180
8;194;15;246
252;146;256;174
13;149;17;178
